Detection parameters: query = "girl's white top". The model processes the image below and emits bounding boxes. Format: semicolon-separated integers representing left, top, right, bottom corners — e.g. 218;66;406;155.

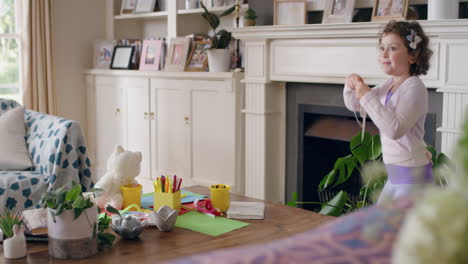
343;76;429;167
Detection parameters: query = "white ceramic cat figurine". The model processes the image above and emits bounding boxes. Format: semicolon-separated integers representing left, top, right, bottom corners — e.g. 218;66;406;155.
3;224;26;259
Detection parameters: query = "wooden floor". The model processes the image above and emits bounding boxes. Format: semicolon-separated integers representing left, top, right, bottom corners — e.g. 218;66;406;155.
0;186;334;263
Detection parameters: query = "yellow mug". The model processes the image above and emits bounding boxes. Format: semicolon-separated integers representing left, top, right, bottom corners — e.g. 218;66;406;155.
209;184;231;212
120;184;142;211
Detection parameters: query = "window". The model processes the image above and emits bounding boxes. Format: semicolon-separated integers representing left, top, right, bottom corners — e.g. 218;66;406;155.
0;0;21;103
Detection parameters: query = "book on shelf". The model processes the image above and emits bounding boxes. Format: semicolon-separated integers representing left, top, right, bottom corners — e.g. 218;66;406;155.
227;201;265;220
22;208;48;236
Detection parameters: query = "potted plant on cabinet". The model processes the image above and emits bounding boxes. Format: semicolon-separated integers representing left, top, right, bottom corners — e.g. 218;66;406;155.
0;209;26;259
244;8;257;26
41;182;100;259
200;2;235;72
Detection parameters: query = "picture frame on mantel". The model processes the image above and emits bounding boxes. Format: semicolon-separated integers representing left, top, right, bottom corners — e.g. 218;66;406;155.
322;0;356;24
134;0;157;13
372;0;409;22
185;40;211;72
164;37;191;72
139;40;164;71
274;0;307;25
110;46;135;70
120;0;137;14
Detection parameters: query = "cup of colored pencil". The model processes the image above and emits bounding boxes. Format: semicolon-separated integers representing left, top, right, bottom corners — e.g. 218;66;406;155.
153;175;182;210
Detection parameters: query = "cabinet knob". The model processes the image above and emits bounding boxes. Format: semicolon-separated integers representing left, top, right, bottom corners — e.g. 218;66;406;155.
184;116;190;124
144;112;149;119
115;108;120;114
150;112;155;120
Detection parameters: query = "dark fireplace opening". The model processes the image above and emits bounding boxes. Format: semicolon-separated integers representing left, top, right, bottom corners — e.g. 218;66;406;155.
285;82;441;211
298;104;436;212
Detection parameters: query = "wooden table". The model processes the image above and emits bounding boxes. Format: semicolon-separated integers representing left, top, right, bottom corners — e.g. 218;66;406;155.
0;186;334;263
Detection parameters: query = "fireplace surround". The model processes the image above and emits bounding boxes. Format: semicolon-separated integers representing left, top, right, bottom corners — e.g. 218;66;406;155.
232;20;468;202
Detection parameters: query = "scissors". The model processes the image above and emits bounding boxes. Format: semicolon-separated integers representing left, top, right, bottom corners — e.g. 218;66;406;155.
194;199;222;217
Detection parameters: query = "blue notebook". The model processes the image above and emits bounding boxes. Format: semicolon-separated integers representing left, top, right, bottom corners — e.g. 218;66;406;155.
141;189;207;209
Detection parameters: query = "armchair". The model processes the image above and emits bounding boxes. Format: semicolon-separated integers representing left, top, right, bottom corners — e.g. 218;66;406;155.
0;99;94;212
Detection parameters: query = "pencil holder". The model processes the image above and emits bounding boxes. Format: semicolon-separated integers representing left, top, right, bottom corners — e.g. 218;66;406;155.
120;184;142;211
154;190;181;211
209;184;231;212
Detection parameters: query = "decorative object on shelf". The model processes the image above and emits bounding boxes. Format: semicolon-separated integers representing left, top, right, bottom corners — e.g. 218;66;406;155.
0;209;26;259
41;182;99;259
274;0;306;25
111;214;144;239
139;39;164;71
134;0;157;13
322;0;356;24
110;46;135;70
93;39;115;69
186;40;211;71
200;2;235;72
244;8;257;26
185;0;198;9
149;205;178;232
202;0;213;8
213;0;225;7
165;37;191;72
120;0;137;14
428;0;459;20
371;0;409;22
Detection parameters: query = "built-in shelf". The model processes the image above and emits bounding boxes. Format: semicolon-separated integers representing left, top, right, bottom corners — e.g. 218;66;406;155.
114;11;168;20
178;4;248;15
114;4;249;21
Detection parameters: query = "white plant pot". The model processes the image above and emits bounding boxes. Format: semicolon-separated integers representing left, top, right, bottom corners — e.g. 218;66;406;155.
47;206;98;259
3;225;26;259
428;0;459;20
207;49;231;72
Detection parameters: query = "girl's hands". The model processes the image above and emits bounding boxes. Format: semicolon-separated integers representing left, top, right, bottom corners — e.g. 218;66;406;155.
346;74;371;99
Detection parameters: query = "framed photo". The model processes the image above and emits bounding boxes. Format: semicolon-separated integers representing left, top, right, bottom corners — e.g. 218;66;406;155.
164;37;191;72
372;0;409;22
134;0;157;13
121;0;137;14
110;46;135;70
139;40;164;70
185;41;211;72
322;0;356;24
93;40;115;69
274;0;306;25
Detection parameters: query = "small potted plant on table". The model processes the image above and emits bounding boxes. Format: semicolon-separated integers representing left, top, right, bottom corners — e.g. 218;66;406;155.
41;182;100;259
0;209;26;259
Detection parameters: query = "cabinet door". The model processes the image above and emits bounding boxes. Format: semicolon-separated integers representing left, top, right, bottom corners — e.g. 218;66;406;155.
156;88;189;180
94;77;125;178
125;78;152;180
190;88;237;187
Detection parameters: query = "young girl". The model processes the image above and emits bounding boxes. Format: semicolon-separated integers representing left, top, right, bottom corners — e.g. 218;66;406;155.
343;20;433;204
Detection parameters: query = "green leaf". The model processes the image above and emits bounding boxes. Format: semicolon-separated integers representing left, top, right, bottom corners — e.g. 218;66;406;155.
72;196;86;209
73;207;84;220
220;6;236;17
318;169;336;191
105;205;120;215
66;183;82;202
333;156;355;187
286;201;297;207
427;145;437;166
319;190;349;216
350;132;382;163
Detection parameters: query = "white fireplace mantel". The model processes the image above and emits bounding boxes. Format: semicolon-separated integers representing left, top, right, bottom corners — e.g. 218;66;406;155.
232;20;468;202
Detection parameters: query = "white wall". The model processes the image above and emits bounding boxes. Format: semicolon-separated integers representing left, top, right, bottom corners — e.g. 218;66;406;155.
52;0;107;135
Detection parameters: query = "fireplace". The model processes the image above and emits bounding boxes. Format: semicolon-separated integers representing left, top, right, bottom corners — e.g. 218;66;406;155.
286;82;440;207
232;21;468;202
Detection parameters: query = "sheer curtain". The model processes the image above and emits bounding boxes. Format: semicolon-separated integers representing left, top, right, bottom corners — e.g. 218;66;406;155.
21;0;56;114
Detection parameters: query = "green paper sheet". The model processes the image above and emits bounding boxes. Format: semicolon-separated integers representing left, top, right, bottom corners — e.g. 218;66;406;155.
175;211;250;236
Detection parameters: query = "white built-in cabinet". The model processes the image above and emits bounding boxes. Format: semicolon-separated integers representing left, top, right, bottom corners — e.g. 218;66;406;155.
85;70;245;194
